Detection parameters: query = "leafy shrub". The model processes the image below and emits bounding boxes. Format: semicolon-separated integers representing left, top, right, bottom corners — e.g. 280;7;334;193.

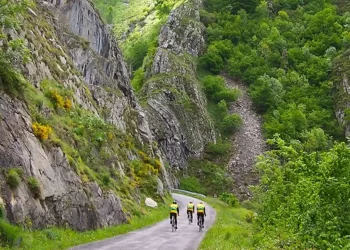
32;122;53;140
131;68;145;92
0;205;4;219
205;142;231;156
217;99;228;117
49;90;72;110
6;168;23;189
220;114;242;134
0;219;21;247
214;89;240;102
219;192;239;207
245;211;256;223
179;176;207;194
43;229;59;240
202;75;240;103
100;173;111;187
199;51;224;74
27;177;41;199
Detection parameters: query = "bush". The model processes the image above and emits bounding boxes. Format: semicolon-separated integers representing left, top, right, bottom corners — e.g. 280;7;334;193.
220;114;242;134
6;169;22;189
27;177;41;199
131;68;145;92
202;75;226;97
219;192;239;207
179;176;207;194
199;51;224;74
32;122;53;140
0;205;4;219
205;142;231;156
0;219;21;247
214;89;240;102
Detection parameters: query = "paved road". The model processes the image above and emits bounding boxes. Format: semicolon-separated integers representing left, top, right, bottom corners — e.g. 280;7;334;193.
70;193;216;250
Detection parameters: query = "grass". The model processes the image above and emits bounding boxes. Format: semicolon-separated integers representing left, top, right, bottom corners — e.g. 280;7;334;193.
199;197;255;250
3;197;171;250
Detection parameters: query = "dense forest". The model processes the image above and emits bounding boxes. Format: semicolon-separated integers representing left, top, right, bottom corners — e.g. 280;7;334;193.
199;0;350;248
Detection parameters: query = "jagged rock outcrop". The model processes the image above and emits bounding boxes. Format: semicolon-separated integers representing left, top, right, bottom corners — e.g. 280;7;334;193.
0;0;171;230
142;0;216;170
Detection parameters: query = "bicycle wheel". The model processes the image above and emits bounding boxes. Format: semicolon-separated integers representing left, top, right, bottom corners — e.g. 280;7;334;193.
188;212;191;224
172;217;176;232
198;217;202;232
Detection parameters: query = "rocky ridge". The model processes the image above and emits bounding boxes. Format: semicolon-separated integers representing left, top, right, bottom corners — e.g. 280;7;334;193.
142;0;216;171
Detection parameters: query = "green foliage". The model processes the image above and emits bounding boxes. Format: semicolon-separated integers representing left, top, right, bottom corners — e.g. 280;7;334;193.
0;219;21;247
199;51;224;74
155;0;178;18
27;177;41;199
0;0;32;96
218;192;239;207
249;74;285;113
6;168;23;189
0;205;4;219
204;142;230;157
201;75;240;103
220;114;242;134
253;137;350;248
131;67;145;92
181;160;234;195
179;176;206;194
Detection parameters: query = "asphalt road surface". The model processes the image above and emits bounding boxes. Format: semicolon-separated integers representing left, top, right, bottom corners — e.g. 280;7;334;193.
70;193;216;250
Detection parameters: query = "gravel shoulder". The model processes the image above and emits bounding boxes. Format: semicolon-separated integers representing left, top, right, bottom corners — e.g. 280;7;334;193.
70;193;216;250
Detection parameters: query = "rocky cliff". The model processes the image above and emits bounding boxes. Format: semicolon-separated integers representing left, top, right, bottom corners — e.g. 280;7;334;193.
141;0;216;171
333;49;350;137
0;0;169;231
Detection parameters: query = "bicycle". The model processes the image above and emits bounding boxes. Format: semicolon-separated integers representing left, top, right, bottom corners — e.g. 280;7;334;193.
187;211;192;224
198;216;203;232
171;215;177;232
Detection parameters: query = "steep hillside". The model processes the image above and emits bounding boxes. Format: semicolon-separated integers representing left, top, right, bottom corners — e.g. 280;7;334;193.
0;0;171;231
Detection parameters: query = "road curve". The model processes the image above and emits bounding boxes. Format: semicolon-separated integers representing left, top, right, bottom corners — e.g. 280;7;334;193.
70;193;216;250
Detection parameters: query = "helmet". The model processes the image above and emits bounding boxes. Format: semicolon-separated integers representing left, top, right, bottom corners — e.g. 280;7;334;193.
189;201;193;203
173;201;177;204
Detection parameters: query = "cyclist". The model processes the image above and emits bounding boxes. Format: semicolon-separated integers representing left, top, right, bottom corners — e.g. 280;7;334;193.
196;201;206;227
169;201;179;229
186;201;194;223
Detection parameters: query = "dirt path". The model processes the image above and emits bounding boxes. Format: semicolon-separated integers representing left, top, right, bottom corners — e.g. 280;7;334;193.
223;74;266;200
70;193;216;250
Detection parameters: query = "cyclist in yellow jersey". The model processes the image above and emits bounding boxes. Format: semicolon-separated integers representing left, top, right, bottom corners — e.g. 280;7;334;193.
187;201;194;223
196;202;206;227
169;201;179;229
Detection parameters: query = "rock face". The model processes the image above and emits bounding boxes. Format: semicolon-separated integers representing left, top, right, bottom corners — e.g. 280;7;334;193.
143;0;216;170
0;0;170;230
0;94;126;230
333;50;350;137
329;48;350;139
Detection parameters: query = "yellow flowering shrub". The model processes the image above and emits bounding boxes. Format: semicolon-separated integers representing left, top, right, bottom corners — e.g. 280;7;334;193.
49;90;72;110
32;122;52;140
63;98;72;110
